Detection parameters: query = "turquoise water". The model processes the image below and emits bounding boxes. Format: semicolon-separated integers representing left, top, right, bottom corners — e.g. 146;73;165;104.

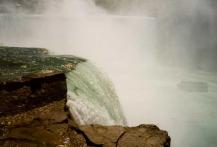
66;61;126;125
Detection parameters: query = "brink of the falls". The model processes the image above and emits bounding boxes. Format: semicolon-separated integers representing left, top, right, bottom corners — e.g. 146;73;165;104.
66;61;127;125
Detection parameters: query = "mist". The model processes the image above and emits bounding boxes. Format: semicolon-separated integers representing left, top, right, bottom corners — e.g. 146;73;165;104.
0;0;217;147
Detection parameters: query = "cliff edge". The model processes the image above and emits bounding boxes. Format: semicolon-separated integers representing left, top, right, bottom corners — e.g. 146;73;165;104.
0;47;170;147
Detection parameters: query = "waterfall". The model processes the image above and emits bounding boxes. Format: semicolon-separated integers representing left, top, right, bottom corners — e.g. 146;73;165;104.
66;61;126;125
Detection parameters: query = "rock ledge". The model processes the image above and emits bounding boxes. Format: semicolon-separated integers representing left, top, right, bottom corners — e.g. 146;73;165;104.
0;47;170;147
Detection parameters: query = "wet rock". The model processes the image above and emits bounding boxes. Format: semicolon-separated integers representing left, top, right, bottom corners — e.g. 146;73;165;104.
0;74;67;117
68;129;87;147
0;46;85;117
118;125;170;147
1;140;42;147
7;125;66;145
0;46;170;147
79;125;170;147
0;46;85;82
79;125;125;146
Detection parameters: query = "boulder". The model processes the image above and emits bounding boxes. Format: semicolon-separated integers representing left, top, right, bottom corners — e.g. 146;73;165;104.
79;124;170;147
117;125;170;147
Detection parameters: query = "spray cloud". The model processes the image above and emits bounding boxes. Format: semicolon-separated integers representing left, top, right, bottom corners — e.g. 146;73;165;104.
0;0;217;147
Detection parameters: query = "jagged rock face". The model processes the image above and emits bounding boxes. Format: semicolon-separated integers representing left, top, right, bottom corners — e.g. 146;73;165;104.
0;69;170;146
0;46;87;146
0;74;66;117
0;73;87;146
0;99;87;146
0;46;170;146
0;46;84;118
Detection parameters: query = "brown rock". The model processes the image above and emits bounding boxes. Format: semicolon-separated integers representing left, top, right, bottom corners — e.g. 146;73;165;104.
1;140;42;147
8;126;64;145
77;124;170;147
78;124;170;147
0;47;170;147
0;99;67;127
0;74;67;117
79;125;125;145
1;124;87;147
68;129;87;147
117;125;170;147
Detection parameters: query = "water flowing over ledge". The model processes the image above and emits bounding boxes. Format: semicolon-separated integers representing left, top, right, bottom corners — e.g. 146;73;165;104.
0;46;170;146
66;61;127;125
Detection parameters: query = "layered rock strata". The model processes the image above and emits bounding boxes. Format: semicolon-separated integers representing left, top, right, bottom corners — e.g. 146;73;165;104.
0;46;170;147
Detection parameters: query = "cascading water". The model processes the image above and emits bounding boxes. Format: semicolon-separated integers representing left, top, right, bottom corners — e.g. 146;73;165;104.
66;61;126;125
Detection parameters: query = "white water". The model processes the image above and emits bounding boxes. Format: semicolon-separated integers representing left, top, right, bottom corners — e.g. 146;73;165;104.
66;61;126;125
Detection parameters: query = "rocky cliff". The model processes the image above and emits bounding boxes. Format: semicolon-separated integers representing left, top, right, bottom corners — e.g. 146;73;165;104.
0;47;170;147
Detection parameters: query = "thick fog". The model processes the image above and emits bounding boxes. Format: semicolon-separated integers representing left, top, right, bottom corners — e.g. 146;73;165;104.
101;0;217;71
1;0;217;70
0;0;217;147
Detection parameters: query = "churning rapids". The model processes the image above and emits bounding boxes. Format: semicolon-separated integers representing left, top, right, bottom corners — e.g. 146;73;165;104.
66;61;126;125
